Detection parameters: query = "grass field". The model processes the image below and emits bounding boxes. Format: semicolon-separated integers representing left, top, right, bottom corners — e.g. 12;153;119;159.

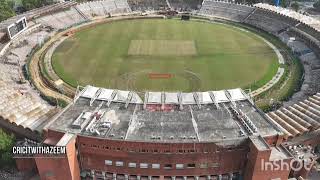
128;40;197;56
52;19;279;92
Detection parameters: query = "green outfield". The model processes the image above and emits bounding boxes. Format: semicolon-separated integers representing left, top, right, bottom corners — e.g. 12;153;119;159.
52;19;279;91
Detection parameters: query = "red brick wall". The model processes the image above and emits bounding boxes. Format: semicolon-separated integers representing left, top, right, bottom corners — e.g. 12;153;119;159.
15;158;36;172
78;135;248;176
31;131;295;179
264;135;284;147
244;140;291;180
35;135;80;180
66;137;81;180
35;154;73;180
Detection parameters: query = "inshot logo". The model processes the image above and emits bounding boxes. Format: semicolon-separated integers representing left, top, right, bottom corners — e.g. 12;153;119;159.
261;159;313;172
12;146;66;156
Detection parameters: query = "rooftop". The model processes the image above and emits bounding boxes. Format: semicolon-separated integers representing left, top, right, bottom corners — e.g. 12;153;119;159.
48;86;281;143
250;136;270;151
269;146;293;161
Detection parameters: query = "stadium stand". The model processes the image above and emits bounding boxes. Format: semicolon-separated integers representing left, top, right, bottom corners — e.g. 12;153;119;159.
267;94;320;138
0;27;56;136
245;4;320;98
66;7;88;24
36;14;67;30
1;1;320;179
127;0;169;12
295;23;320;41
277;28;320;99
244;8;298;35
0;1;76;31
36;0;131;30
31;0;135;31
36;7;87;30
199;0;254;22
89;1;107;17
75;2;95;19
255;3;320;31
99;0;117;14
1;0;320;138
75;0;131;19
0;82;55;132
168;0;203;11
114;0;132;13
253;3;320;50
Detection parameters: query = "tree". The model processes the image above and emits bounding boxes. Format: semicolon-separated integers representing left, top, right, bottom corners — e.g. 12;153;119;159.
21;0;42;11
0;0;15;22
21;0;55;11
243;0;260;6
0;129;15;167
281;0;288;8
291;1;299;12
314;0;320;11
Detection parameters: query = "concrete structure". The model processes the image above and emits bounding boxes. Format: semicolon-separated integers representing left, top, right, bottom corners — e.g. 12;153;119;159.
16;86;297;180
0;1;320;179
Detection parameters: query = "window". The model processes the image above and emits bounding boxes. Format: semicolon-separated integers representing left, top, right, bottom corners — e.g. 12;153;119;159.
140;163;148;169
187;163;196;168
128;162;136;168
211;163;219;168
151;164;160;169
176;164;184;169
200;163;208;168
164;164;172;169
105;160;112;166
115;161;124;166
